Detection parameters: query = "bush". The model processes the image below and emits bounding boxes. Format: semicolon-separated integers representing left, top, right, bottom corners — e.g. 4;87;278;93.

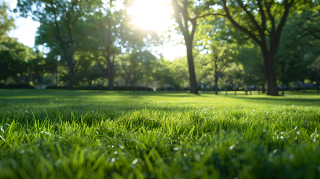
0;83;35;89
45;85;154;91
157;87;189;91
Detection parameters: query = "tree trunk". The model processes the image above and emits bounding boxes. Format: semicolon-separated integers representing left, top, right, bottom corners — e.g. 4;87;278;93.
186;42;198;94
226;85;227;95
303;81;306;93
30;73;33;84
262;84;266;93
258;85;260;95
22;74;26;83
88;80;92;87
145;80;148;92
106;56;113;91
282;63;285;95
245;86;248;95
262;49;278;96
214;61;218;95
215;80;218;95
68;62;74;90
249;86;252;95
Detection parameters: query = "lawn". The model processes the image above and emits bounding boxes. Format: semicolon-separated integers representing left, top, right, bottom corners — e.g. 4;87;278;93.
0;90;320;179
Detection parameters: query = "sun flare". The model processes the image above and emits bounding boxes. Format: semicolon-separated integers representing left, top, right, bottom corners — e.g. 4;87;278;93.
127;0;174;34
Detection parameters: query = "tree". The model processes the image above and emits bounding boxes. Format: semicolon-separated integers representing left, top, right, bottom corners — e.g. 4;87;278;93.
208;43;234;94
82;0;157;90
16;0;99;89
0;2;15;48
228;63;243;95
171;0;202;94
237;44;266;94
169;57;189;89
275;12;319;94
154;59;179;91
309;58;320;93
206;0;314;95
119;51;156;90
83;0;123;91
73;57;103;87
0;51;27;82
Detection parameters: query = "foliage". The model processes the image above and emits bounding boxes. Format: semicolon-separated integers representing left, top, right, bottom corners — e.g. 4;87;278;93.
237;43;266;87
0;2;14;48
0;51;27;81
0;83;34;89
45;85;153;91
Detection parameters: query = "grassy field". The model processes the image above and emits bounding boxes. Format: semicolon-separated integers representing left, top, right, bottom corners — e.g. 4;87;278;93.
0;90;320;179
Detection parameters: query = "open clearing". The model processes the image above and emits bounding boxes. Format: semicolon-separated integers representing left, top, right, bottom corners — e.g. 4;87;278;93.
0;90;320;178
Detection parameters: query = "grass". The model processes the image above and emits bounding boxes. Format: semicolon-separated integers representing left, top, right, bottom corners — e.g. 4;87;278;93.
0;89;320;179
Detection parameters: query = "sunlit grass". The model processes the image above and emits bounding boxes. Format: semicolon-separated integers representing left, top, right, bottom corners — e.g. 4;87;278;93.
0;90;320;178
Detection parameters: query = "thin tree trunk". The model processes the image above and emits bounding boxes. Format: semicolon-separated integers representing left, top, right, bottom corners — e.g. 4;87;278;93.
246;86;248;95
145;81;148;91
22;74;26;83
262;84;266;93
258;85;260;95
249;86;252;95
68;61;74;90
226;85;227;95
106;55;114;91
30;73;33;84
282;63;285;95
215;80;218;95
303;81;306;93
234;87;236;95
214;61;218;95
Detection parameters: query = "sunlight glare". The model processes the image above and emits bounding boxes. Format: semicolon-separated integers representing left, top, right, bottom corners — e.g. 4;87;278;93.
127;0;174;34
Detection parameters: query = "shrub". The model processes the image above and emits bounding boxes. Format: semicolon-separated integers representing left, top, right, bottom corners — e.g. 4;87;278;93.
0;83;35;89
45;85;154;91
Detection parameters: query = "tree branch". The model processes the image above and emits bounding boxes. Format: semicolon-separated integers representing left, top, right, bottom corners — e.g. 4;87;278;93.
236;0;262;33
221;0;262;45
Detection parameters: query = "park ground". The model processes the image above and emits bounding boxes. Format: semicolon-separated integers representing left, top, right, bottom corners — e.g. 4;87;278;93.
0;90;320;178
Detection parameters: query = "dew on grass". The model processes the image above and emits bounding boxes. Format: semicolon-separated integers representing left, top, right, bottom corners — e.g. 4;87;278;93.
132;159;138;164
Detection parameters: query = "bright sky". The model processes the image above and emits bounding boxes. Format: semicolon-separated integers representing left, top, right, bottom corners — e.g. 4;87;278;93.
5;0;186;60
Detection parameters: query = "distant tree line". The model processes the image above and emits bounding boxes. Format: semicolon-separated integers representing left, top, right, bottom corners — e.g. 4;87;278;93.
1;0;319;95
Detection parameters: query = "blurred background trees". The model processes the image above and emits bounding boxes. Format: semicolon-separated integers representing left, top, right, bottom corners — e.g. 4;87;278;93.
1;0;319;94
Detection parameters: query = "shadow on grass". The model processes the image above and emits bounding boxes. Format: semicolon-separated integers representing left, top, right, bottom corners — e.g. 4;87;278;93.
223;96;320;104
